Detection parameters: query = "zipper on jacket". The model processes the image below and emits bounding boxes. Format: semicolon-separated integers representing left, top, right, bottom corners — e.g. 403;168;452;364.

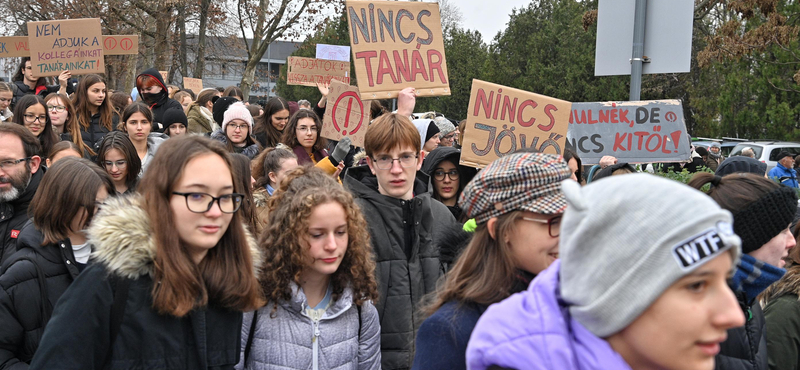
312;319;320;370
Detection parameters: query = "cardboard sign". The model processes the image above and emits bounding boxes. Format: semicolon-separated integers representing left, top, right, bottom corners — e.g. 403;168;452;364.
159;71;168;82
316;44;351;62
346;0;450;99
183;77;203;93
321;79;370;147
0;35;138;57
27;18;104;77
460;80;572;168
287;56;350;87
101;35;139;55
565;100;690;164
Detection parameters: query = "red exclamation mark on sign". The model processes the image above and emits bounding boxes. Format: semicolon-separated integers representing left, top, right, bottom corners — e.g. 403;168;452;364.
342;98;353;135
670;131;682;153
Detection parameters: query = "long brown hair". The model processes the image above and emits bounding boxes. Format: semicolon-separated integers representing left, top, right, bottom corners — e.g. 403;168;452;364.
44;92;94;157
259;166;378;316
687;172;781;213
423;211;522;316
254;96;288;147
138;135;263;316
280;109;327;153
252;147;297;188
72;74;116;132
230;153;258;235
31;157;115;245
13;95;58;159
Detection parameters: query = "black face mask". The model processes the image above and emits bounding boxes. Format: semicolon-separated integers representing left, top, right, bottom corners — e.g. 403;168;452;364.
141;91;164;104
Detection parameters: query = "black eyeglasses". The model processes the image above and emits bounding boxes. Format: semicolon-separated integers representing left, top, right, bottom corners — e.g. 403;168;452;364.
519;215;562;237
0;157;30;169
433;169;459;181
172;192;244;213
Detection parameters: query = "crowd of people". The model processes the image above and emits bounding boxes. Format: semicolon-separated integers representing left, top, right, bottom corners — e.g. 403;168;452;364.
1;57;800;370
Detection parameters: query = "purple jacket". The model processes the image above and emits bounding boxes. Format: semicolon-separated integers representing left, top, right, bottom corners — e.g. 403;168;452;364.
465;261;632;370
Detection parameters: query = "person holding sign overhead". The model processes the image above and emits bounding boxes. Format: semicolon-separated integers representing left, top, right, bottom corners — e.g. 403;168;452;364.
135;68;183;133
72;74;118;152
11;57;73;109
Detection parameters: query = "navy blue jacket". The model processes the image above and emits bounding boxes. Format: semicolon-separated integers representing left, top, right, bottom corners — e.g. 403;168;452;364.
412;301;485;370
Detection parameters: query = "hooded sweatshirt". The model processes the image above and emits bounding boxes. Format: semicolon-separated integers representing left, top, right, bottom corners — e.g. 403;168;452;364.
466;260;632;370
135;68;184;133
419;147;477;221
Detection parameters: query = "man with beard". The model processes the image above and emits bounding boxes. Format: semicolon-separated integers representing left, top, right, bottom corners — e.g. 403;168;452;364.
0;123;43;265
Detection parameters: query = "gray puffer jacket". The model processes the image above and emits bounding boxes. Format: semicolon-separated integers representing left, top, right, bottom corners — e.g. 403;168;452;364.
236;283;381;370
139;132;169;176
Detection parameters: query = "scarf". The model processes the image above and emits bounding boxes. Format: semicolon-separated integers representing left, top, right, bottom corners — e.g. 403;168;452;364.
731;254;785;305
292;145;328;166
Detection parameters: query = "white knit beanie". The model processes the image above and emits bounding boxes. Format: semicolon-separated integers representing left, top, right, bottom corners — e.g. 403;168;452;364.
222;102;253;132
559;174;741;337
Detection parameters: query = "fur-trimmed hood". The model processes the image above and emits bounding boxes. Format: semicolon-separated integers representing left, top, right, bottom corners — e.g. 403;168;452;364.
88;194;261;280
762;265;800;305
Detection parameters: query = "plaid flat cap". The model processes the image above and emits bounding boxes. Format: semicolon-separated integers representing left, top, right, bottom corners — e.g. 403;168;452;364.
459;153;572;224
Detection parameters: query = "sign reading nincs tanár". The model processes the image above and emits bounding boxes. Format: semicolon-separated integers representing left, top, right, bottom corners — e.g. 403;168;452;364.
346;0;450;99
460;80;572;168
565;100;690;164
27;18;104;77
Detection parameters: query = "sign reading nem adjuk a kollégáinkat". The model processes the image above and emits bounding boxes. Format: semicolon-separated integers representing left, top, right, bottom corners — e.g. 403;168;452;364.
287;57;350;87
27;18;104;77
0;35;139;58
565;100;691;165
346;0;450;100
460;80;572;168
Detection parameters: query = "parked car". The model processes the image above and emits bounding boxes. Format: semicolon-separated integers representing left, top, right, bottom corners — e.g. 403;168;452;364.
729;141;800;172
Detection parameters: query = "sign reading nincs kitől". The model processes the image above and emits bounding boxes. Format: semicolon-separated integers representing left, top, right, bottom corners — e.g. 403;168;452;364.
565;100;690;164
346;0;450;99
27;18;104;77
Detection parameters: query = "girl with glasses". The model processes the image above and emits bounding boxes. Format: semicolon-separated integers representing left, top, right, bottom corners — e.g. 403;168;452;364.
29;135;263;369
44;92;94;158
0;157;113;368
211;102;261;159
95;131;141;195
238;166;380;370
13;95;58;160
420;147;477;221
412;153;570;370
280;109;349;177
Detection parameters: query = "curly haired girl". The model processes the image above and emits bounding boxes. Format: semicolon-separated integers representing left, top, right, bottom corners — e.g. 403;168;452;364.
238;166;380;370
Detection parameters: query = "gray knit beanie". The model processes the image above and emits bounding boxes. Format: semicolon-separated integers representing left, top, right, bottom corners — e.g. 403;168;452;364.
433;116;456;137
559;174;741;337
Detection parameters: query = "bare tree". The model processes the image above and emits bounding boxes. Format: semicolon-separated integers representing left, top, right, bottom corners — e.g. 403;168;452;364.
235;0;341;100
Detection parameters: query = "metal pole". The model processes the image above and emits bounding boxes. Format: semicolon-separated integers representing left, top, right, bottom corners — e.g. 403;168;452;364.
267;44;271;100
629;0;647;101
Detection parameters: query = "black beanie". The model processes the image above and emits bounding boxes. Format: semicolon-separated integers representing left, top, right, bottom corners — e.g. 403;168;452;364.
425;122;440;143
733;186;798;254
161;108;189;133
716;156;767;177
213;97;239;126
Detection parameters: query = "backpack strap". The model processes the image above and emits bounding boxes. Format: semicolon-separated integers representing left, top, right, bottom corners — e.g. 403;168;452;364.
103;274;130;370
243;309;258;364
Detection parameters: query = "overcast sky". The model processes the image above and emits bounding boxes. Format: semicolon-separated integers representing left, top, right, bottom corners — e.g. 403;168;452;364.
455;0;532;44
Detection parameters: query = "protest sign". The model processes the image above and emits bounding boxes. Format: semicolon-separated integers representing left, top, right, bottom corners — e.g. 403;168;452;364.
565;100;690;164
316;44;350;62
287;56;350;87
321;79;370;147
183;77;203;93
27;18;103;77
102;35;139;55
159;71;168;82
346;0;450;99
460;79;571;168
0;35;138;58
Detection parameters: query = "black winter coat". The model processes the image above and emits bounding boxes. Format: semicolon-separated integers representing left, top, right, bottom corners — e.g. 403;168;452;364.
0;168;44;266
136;68;183;133
79;112;119;153
343;165;459;370
715;292;768;370
0;221;80;370
11;81;75;111
28;195;255;370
